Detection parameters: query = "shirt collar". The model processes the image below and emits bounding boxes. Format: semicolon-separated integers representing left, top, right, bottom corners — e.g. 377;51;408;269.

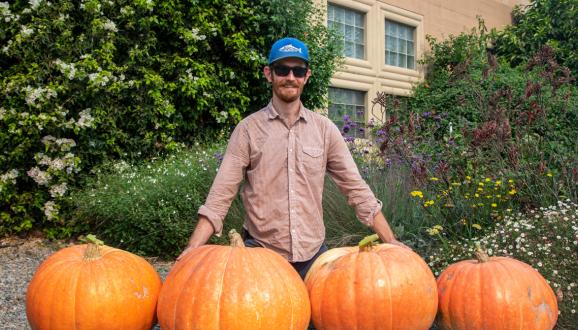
266;101;309;122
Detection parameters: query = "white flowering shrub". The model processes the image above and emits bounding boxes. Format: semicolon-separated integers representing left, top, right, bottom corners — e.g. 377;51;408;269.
426;200;578;328
0;0;341;236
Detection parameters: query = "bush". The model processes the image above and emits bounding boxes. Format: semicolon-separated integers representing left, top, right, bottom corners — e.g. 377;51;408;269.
425;200;578;329
372;22;578;211
493;0;578;76
69;142;246;258
0;0;342;237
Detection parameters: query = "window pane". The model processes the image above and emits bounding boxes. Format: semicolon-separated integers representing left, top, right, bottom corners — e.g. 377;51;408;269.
328;4;365;59
355;44;364;59
384;19;416;69
345;25;353;40
344;11;354;25
328;87;366;138
344;41;354;57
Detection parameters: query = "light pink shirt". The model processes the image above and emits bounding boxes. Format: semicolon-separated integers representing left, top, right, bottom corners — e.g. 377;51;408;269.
199;102;381;262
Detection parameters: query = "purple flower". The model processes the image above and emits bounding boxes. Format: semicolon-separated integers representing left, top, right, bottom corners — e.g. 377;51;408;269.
343;124;350;133
423;112;431;118
213;152;224;164
343;114;350;122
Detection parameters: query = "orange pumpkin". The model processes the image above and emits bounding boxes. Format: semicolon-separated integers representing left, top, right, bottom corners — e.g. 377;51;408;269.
157;229;310;330
26;235;162;330
306;235;438;330
436;247;558;330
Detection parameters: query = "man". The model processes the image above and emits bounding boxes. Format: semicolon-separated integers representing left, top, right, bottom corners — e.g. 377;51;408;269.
178;37;406;278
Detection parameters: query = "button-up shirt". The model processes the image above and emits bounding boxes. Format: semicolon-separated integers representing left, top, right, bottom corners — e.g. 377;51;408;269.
198;102;382;262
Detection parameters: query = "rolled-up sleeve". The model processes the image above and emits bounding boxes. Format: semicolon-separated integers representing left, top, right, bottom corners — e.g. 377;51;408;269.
198;121;250;236
325;122;382;227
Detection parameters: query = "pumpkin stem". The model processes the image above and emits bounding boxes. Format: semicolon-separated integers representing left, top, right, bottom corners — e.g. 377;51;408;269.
83;234;104;261
359;234;380;251
228;229;246;248
474;243;490;263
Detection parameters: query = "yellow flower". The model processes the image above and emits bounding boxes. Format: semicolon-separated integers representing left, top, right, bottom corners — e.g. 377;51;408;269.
410;190;424;198
430;177;439;181
474;193;480;198
491;203;497;208
495;180;502;186
427;225;443;236
477;187;483;192
478;182;485;186
424;200;435;207
496;194;501;198
508;179;514;183
546;172;553;177
466;176;472;180
472;223;482;230
508;189;517;195
451;182;461;186
485;177;491;182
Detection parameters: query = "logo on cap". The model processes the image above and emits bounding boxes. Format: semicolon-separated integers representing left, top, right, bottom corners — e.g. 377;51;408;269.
279;44;302;53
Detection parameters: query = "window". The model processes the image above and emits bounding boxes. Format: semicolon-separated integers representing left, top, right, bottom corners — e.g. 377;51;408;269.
328;87;366;138
385;20;415;69
328;4;365;59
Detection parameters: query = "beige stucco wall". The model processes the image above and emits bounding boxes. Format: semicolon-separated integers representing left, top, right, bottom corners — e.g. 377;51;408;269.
317;0;528;122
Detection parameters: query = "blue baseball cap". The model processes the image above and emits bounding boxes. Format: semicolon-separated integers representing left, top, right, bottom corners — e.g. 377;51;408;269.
268;37;309;65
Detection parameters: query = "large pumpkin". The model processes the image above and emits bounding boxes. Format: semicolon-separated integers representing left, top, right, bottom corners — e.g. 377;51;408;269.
26;235;162;330
436;247;558;330
157;229;310;330
305;235;438;330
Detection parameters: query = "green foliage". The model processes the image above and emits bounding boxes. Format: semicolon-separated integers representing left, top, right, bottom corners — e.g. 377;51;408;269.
0;0;342;236
69;143;244;258
493;0;578;76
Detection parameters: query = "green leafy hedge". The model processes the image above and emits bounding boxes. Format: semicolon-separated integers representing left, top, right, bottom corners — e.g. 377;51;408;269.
0;0;342;237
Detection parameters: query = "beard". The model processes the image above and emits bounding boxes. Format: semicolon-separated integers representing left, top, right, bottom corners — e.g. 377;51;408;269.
272;79;303;103
272;76;304;103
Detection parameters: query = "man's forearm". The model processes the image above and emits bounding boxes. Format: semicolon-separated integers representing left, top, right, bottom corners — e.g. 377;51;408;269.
371;211;397;243
187;216;215;248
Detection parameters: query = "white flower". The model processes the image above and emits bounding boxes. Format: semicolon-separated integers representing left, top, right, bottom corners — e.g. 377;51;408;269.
102;18;117;32
49;182;68;198
0;169;19;185
29;0;42;10
76;108;95;128
27;167;51;186
21;26;34;37
43;200;58;220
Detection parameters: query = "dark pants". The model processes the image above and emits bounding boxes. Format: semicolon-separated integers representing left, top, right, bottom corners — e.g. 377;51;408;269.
242;229;328;279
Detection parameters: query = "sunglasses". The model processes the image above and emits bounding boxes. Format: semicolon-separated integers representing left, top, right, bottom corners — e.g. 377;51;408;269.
271;65;308;78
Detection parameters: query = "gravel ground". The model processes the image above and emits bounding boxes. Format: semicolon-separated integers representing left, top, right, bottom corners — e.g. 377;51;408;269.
0;236;174;330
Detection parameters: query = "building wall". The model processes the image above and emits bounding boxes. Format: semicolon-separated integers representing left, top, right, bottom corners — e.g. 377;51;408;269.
320;0;528;123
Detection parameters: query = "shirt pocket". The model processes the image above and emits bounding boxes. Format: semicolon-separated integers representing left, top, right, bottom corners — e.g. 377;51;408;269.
301;146;325;174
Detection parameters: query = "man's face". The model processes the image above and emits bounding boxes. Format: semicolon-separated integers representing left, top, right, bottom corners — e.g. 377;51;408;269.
264;58;311;103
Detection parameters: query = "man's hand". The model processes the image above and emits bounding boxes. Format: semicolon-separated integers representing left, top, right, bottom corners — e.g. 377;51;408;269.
384;238;412;250
176;244;197;261
176;216;214;261
371;211;412;250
